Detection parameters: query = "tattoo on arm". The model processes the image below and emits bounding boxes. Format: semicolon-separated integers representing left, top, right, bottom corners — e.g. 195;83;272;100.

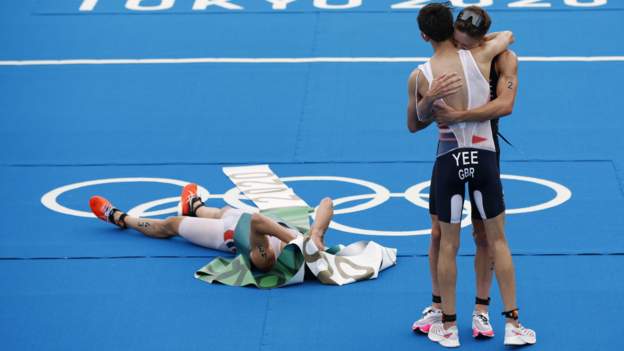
138;221;150;228
507;80;514;90
258;245;267;258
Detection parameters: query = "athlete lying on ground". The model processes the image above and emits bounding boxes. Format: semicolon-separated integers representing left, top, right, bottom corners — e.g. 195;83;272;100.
90;183;333;272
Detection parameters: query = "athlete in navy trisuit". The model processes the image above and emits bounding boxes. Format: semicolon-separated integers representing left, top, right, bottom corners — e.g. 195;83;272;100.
407;3;535;347
408;5;520;341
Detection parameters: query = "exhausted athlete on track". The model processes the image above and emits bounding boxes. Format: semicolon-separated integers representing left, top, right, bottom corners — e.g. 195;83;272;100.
89;184;333;272
408;5;519;341
410;3;535;347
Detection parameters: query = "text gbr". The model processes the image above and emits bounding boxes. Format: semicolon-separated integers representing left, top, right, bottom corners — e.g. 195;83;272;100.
78;0;609;12
452;150;478;180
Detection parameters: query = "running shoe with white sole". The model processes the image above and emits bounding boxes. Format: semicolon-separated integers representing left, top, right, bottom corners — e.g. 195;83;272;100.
504;322;536;346
428;322;460;348
412;306;442;334
472;310;495;338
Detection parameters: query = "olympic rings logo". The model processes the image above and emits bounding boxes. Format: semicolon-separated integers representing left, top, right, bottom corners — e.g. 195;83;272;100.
40;174;572;237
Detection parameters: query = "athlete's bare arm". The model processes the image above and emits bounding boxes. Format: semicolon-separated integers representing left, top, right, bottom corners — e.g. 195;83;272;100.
483;31;511;42
415;70;463;122
433;50;519;123
248;198;334;271
248;213;298;271
473;31;514;72
407;69;434;132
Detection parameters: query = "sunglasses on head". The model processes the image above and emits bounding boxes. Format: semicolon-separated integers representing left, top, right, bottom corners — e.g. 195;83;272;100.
457;9;483;28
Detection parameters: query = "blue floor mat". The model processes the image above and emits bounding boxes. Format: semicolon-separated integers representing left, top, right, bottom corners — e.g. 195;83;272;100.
2;255;622;350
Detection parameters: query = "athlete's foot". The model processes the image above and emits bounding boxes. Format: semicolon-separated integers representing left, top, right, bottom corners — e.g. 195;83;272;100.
472;311;495;338
178;183;204;216
89;196;127;229
504;323;536;346
428;322;460;348
412;306;442;334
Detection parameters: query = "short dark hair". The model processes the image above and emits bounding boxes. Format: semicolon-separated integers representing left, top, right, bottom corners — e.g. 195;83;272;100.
417;3;454;42
455;6;491;39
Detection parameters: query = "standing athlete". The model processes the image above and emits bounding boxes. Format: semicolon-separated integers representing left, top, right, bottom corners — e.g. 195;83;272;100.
408;6;520;341
410;3;535;347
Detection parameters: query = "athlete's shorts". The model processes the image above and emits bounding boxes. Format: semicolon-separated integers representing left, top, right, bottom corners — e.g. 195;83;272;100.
431;148;505;224
178;209;296;257
178;208;246;253
429;150;503;221
430;163;485;221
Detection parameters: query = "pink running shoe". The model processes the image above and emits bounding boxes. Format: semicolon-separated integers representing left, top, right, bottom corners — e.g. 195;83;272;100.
412;306;442;334
504;322;536;346
472;311;495;338
428;322;460;348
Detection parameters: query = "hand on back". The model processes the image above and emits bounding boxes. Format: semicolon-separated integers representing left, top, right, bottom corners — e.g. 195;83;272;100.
426;72;463;101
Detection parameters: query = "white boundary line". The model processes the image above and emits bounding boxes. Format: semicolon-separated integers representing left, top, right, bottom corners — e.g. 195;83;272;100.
1;56;623;66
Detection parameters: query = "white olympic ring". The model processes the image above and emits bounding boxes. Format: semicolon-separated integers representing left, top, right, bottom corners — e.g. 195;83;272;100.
40;174;571;237
40;177;209;218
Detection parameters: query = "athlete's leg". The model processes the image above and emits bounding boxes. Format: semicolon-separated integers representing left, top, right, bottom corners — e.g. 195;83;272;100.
483;215;536;345
470;151;520;325
468;149;498;337
471;217;495;338
429;215;442;310
431;152;464;330
117;211;182;239
426;153;464;347
438;220;461;329
195;206;228;219
117;210;236;252
483;213;518;323
91;195;182;239
180;184;231;219
412;166;444;335
472;218;494;312
309;197;333;251
428;163;443;309
179;183;231;219
412;214;443;334
92;195;237;252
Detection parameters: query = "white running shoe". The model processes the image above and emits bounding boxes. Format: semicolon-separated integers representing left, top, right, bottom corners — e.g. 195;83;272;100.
411;306;442;334
472;310;495;338
428;322;460;348
504;322;537;346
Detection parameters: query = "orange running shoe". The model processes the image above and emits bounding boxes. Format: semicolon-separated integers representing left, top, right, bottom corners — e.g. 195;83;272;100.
89;195;127;228
178;183;203;216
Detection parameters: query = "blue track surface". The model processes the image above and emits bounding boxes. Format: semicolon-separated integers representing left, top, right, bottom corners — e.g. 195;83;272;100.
1;0;623;350
3;256;624;350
